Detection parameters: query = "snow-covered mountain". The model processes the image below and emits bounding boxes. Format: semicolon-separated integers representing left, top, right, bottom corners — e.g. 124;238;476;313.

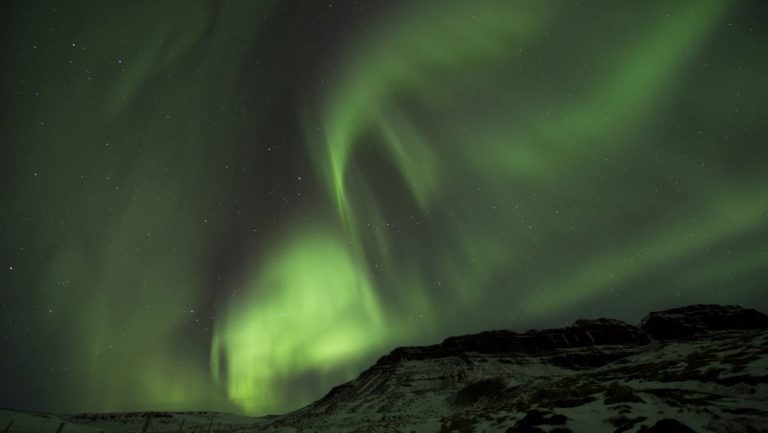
3;304;767;433
266;304;768;433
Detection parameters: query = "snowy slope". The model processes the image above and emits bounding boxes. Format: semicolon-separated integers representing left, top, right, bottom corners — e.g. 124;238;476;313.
264;305;768;433
0;410;262;433
3;304;767;433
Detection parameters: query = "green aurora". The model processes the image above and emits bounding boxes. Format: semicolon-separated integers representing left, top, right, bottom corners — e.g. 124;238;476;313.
1;0;767;415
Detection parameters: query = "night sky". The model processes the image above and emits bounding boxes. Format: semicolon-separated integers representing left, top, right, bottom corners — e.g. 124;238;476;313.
1;0;767;416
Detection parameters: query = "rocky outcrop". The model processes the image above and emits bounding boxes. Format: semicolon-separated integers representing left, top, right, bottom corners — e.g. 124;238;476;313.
376;318;651;366
292;304;768;432
640;304;768;340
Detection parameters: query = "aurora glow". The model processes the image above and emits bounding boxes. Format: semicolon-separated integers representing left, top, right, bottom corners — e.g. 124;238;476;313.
1;0;767;416
210;227;389;414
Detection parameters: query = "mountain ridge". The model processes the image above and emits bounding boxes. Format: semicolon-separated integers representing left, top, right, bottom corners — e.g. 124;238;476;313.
2;304;767;433
282;304;768;433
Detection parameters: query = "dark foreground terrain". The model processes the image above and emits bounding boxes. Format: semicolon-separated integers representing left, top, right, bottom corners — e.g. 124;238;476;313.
3;304;767;433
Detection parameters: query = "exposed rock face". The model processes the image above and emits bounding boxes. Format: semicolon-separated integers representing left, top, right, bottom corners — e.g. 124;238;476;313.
275;304;768;432
377;318;651;368
641;304;768;340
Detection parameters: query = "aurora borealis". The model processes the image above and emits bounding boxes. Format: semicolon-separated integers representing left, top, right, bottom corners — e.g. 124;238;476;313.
1;0;767;416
